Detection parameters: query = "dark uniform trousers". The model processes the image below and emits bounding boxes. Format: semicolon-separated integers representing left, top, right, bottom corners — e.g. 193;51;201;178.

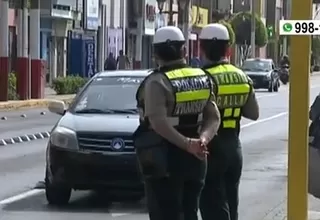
200;132;243;220
144;129;207;220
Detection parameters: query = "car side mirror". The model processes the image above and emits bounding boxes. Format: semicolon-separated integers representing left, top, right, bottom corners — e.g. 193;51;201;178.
48;100;66;115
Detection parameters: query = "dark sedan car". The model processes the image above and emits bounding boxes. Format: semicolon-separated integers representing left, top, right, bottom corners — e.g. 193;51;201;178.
45;70;151;205
241;58;280;92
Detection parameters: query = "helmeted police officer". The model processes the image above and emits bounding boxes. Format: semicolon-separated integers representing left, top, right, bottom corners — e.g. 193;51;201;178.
134;26;221;220
198;23;260;220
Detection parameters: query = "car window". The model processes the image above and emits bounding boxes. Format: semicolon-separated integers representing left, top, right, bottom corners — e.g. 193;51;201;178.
242;60;272;71
72;76;145;113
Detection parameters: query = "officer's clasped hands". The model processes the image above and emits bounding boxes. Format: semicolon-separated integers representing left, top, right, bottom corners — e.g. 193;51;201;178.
186;138;209;160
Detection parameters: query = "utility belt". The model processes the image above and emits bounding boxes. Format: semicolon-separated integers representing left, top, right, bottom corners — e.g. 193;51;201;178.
133;122;200;179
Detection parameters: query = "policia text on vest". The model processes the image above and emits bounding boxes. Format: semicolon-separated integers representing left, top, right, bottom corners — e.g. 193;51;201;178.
134;67;212;178
167;68;211;115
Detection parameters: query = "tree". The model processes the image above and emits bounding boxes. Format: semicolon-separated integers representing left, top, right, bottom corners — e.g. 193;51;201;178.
230;11;268;61
312;37;320;66
218;20;235;46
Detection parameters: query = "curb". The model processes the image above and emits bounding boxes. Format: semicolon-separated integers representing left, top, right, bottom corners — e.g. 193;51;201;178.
0;131;51;146
0;96;75;111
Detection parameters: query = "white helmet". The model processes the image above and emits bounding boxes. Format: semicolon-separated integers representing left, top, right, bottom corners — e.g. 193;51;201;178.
153;26;185;44
199;23;229;40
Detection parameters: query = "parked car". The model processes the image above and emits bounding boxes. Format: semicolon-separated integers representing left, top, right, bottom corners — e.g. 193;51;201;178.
241;58;280;92
45;70;151;205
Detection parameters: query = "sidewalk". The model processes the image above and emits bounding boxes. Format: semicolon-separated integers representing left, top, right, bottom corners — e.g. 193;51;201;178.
0;87;75;110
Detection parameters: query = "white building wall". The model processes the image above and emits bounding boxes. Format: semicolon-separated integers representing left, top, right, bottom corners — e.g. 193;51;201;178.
217;0;232;11
313;4;320;19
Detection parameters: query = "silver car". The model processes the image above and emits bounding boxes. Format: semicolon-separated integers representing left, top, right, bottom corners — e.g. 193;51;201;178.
45;70;151;205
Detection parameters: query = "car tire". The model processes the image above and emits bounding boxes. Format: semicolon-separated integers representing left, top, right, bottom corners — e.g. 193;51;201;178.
268;81;273;92
45;168;71;206
273;81;279;92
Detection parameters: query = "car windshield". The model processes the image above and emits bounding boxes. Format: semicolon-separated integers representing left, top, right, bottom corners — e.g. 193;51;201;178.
72;76;145;114
241;60;271;72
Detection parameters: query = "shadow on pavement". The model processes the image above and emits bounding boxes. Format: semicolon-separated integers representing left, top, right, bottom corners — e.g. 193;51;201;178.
2;191;147;214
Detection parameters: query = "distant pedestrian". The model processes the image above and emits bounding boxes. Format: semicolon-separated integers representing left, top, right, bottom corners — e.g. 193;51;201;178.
104;53;117;70
117;50;131;69
190;57;201;67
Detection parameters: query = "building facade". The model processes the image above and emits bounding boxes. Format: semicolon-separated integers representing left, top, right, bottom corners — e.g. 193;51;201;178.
0;2;17;73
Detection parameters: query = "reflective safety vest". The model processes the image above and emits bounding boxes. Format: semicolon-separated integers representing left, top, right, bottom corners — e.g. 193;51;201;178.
205;64;251;129
164;67;212;116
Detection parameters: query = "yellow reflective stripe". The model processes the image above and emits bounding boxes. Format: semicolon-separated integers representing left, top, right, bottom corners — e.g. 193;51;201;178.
224;108;232;117
219;84;250;94
206;64;243;74
223;120;236;128
166;68;205;79
176;89;210;102
234;108;241;117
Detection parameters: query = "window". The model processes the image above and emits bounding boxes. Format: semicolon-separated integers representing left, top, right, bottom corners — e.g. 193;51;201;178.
242;60;272;71
72;75;145;112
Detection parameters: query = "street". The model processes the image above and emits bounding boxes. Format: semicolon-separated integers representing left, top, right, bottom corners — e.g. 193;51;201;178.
1;79;320;219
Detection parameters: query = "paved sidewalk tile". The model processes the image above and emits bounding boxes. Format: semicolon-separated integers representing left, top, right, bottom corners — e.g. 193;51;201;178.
309;211;320;220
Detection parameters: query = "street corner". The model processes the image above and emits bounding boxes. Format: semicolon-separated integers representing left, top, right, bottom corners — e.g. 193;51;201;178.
0;95;75;111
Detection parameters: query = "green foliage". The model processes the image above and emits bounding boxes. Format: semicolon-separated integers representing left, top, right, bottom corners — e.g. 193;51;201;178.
312;37;320;59
266;25;274;39
8;72;19;100
230;11;268;47
51;76;88;95
218;20;235;45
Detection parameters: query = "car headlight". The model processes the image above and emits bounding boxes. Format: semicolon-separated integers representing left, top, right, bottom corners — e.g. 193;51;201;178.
50;126;78;149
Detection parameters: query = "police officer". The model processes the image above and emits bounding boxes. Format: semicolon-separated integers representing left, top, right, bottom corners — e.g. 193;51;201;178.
198;24;259;220
134;26;221;220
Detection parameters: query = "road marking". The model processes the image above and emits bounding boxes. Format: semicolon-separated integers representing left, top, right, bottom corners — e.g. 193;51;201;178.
241;112;288;128
111;213;131;217
0;189;43;205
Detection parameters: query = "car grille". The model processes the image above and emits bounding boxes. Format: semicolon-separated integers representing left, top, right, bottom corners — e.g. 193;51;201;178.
77;132;134;153
248;75;265;84
248;75;263;81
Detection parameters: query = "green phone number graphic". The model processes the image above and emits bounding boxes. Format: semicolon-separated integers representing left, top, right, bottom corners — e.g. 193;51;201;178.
280;20;320;35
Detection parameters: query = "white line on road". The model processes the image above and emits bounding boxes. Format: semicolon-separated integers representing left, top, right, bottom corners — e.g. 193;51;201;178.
241;112;288;128
0;189;43;205
111;213;131;217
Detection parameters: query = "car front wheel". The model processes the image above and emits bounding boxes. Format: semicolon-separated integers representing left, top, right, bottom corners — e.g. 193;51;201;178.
268;81;273;92
273;80;279;92
45;168;71;206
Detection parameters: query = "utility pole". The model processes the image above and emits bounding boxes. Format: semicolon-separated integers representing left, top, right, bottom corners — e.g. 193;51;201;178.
183;0;190;61
287;0;312;218
16;0;29;100
30;0;42;98
250;0;255;58
168;0;173;25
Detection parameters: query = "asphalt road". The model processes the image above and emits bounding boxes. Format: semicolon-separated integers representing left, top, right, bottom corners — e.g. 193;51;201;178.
1;80;320;219
0;108;60;139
